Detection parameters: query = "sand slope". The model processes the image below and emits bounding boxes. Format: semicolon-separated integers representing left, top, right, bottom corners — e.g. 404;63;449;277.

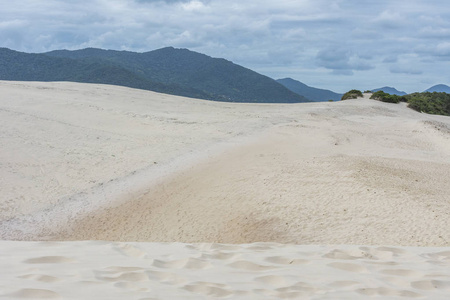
1;81;448;245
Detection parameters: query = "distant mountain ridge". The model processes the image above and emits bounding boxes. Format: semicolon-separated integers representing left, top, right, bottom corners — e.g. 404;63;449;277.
0;47;308;103
424;84;450;93
276;78;342;101
371;86;407;96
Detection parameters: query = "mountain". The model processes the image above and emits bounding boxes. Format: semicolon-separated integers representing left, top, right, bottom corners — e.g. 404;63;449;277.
44;47;308;103
276;78;342;102
0;48;212;99
424;84;450;93
371;87;407;96
0;47;308;103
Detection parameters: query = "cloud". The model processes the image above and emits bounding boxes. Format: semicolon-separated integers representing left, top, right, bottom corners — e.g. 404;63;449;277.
0;0;449;92
389;65;423;75
316;48;374;74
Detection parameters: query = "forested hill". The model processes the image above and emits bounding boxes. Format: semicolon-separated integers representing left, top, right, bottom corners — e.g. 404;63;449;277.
0;47;309;103
0;48;212;99
277;77;342;102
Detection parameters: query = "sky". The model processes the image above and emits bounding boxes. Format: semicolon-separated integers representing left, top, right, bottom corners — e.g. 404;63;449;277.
1;0;449;93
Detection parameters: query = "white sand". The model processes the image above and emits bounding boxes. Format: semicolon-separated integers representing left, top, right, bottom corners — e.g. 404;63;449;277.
1;241;450;299
1;81;449;299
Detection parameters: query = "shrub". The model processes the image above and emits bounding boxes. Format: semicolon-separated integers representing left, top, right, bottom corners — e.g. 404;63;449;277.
406;92;450;116
370;91;400;103
341;89;363;100
364;90;372;93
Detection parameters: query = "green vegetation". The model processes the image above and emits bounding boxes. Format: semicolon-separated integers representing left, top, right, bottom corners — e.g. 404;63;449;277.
364;90;372;93
367;90;449;116
341;89;363;100
370;91;407;103
405;92;450;116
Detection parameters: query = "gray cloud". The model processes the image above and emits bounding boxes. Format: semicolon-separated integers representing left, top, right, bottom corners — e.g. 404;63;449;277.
0;0;449;92
389;65;424;75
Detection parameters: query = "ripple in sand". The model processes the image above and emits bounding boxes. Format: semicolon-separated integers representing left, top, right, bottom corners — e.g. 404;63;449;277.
23;256;76;264
9;288;60;299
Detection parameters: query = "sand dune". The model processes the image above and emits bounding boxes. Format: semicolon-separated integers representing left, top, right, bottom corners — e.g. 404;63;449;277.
1;81;449;299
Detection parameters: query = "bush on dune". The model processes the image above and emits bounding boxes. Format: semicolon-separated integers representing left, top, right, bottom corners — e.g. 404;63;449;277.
341;89;363;100
406;92;450;116
370;91;407;103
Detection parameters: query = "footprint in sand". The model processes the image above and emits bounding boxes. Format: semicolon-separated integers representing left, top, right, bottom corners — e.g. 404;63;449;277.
276;283;319;298
380;269;422;277
146;270;188;286
411;280;450;290
8;288;60;299
327;262;368;273
357;246;407;261
246;243;279;251
264;256;309;265
207;244;242;251
100;266;146;274
328;281;360;288
23;256;76;264
356;287;421;298
114;243;148;258
200;252;241;261
18;274;61;283
228;260;275;271
96;271;149;282
424;250;450;262
275;291;310;299
114;282;149;292
183;282;233;298
323;249;359;260
152;258;211;270
255;275;292;287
